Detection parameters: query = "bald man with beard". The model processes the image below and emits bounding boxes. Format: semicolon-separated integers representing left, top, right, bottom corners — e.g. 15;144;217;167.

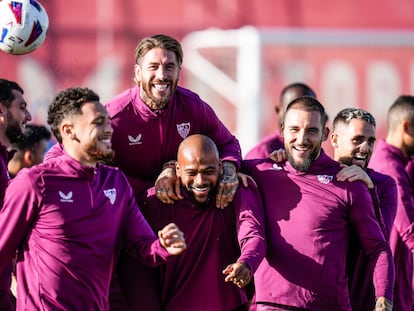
127;134;266;311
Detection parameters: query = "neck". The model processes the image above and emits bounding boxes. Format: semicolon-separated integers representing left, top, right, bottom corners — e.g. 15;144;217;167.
7;160;21;178
64;144;98;167
386;134;407;158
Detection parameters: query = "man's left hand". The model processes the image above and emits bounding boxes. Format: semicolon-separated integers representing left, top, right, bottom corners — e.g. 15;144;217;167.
223;262;251;288
216;161;239;209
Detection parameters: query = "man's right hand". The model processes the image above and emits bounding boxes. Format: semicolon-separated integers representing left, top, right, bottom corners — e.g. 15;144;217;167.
336;164;374;189
155;162;183;204
269;148;287;163
158;223;186;255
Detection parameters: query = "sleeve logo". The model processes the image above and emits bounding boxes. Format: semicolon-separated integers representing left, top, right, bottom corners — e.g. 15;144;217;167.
128;133;142;145
59;191;73;203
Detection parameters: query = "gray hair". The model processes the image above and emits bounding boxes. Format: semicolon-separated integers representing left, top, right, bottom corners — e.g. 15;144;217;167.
332;108;376;131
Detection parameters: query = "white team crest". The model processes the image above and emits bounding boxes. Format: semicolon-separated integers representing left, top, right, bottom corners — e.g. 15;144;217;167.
176;122;190;139
104;188;116;205
317;175;333;184
128;134;142;145
59;191;73;203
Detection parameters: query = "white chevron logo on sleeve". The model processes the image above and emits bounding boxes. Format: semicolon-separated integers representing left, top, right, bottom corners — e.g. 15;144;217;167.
59;191;73;202
128;134;142;145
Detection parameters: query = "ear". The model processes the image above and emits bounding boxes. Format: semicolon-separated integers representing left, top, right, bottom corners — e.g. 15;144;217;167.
61;121;75;141
175;162;181;178
330;132;338;148
218;160;223;176
322;127;330;142
402;119;414;135
23;150;33;166
134;64;141;84
0;103;6;119
274;105;281;115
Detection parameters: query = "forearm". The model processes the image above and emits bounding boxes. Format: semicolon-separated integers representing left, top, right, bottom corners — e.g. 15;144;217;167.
372;246;395;301
127;238;172;267
238;238;266;274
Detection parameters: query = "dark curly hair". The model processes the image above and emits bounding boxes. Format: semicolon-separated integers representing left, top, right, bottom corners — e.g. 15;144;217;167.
47;87;100;143
0;79;24;108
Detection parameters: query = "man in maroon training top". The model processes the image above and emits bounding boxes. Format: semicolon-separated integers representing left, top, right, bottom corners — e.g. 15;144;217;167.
0;79;32;310
243;96;394;311
106;34;242;207
369;95;414;311
0;87;186;310
103;33;246;309
331;108;397;311
119;134;266;310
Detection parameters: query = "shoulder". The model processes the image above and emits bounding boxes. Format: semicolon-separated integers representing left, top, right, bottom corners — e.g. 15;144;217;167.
242;158;275;173
44;143;64;162
370;140;405;169
140;187;158;205
235;176;261;198
105;87;136;117
367;168;397;187
175;86;203;101
97;163;129;183
245;133;284;160
173;86;213;111
10;159;59;189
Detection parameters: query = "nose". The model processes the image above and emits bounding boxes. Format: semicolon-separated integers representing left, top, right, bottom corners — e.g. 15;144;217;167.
194;173;204;185
156;66;168;80
359;141;371;153
105;122;113;135
295;129;307;145
25;109;32;122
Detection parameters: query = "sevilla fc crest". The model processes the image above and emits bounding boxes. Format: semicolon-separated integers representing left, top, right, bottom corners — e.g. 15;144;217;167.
176;122;191;139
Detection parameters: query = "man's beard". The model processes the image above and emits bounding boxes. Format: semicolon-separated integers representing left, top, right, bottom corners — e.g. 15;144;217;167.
85;141;115;165
141;79;177;110
286;145;320;172
337;156;354;166
186;184;217;206
5;118;24;144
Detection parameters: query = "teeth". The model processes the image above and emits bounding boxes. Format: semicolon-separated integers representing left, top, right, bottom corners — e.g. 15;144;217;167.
354;155;367;160
154;84;168;90
294;146;308;151
192;186;208;191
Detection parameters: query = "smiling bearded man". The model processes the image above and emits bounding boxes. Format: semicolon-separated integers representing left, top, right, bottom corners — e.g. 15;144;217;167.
331;108;397;311
242;96;394;311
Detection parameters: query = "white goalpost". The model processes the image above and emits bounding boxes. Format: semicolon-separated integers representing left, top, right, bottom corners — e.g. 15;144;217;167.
182;26;414;155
